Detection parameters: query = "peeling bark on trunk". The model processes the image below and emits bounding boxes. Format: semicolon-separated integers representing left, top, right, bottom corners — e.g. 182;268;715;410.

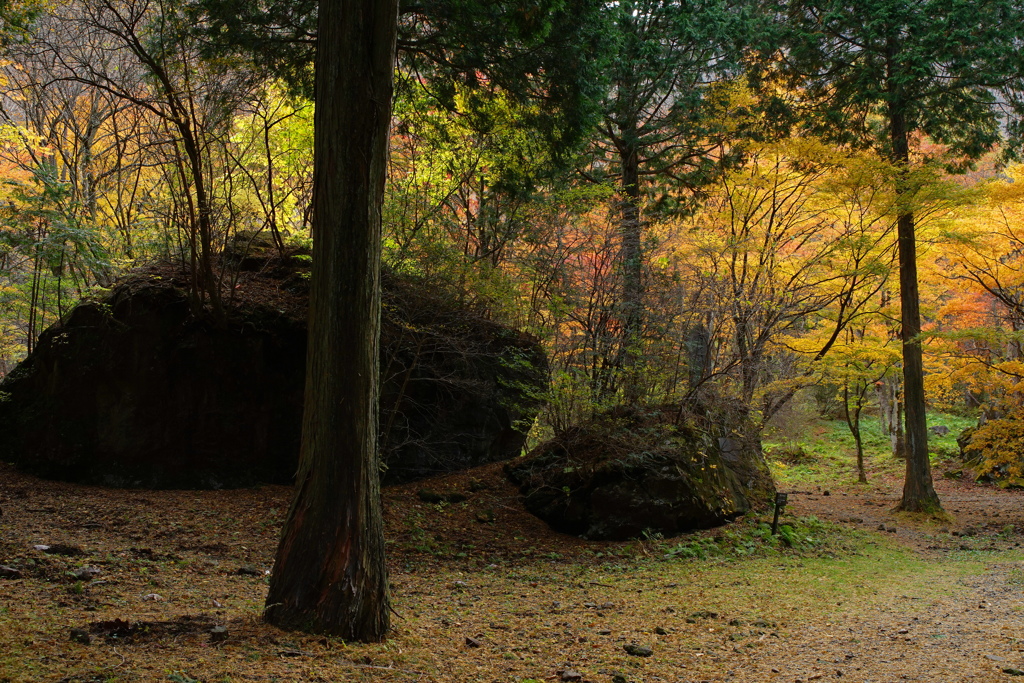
875;375;905;459
264;0;397;640
685;323;711;396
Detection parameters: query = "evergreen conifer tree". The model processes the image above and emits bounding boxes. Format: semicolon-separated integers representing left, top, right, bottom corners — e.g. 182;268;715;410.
754;0;1024;511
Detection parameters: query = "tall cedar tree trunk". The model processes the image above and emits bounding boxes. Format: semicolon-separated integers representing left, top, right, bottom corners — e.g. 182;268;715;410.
888;97;941;512
264;0;397;639
617;130;644;405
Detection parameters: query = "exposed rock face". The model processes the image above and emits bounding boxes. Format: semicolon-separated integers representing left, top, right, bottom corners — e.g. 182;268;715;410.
505;404;774;540
379;271;547;483
0;262;546;488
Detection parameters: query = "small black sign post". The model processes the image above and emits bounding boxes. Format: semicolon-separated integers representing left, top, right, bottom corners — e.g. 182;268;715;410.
771;492;789;535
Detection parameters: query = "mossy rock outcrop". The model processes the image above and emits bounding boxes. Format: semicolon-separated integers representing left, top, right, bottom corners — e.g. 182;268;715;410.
505;404;774;540
0;257;547;488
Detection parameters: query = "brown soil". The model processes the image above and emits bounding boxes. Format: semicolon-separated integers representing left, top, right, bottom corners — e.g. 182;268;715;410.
0;461;1022;682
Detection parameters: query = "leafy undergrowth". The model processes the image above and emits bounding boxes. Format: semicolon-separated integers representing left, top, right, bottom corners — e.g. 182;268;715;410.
1;459;1023;682
765;409;977;489
659;515;850;560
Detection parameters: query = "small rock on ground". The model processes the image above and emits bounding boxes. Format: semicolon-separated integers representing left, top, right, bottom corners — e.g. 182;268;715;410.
69;628;91;645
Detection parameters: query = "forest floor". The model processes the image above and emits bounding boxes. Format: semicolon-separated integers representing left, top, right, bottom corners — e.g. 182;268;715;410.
0;449;1022;683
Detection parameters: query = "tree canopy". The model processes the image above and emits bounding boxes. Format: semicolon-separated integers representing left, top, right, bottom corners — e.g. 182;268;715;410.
187;0;609;160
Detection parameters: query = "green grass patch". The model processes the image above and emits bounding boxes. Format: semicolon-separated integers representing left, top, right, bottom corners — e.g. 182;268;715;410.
765;408;977;488
660;515;850;561
556;520;1001;642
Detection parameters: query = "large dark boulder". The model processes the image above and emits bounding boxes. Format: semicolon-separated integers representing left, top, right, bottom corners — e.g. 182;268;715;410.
505;404;774;540
0;260;546;488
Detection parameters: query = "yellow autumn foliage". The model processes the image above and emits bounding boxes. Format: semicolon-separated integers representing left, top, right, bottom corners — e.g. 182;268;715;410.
964;411;1024;479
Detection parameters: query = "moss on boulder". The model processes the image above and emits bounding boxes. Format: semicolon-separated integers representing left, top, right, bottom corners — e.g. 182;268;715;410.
506;404;774;540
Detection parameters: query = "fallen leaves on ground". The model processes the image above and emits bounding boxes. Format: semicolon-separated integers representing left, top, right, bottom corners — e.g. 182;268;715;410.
0;461;1022;682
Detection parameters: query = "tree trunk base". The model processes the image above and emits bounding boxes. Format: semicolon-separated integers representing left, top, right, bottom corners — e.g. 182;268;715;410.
894;496;943;514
